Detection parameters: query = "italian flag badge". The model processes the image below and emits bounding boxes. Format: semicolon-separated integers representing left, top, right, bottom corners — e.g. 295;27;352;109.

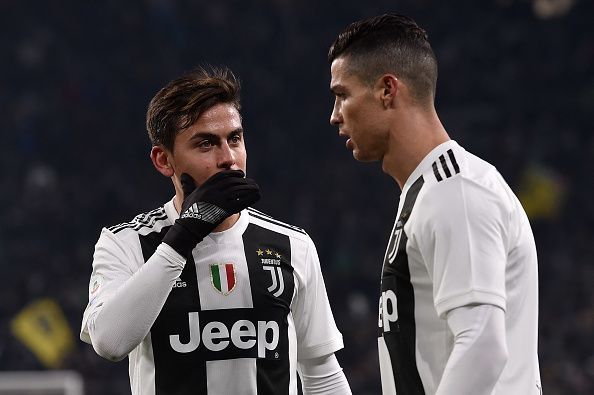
210;263;236;295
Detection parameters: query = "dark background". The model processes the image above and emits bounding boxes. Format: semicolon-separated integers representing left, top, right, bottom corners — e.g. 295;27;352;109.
1;0;593;394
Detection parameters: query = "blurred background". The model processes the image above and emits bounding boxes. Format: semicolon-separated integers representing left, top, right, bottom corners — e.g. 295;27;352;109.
1;0;592;393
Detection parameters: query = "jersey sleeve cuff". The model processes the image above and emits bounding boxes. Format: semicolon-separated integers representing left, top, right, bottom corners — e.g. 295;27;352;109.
435;290;506;318
80;326;91;344
156;243;187;269
298;335;344;360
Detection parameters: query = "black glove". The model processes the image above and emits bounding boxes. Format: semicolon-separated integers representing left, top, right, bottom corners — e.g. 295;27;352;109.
163;170;261;257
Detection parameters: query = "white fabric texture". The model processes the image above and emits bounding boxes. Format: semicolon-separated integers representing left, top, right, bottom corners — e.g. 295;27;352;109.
378;140;541;394
86;241;185;361
436;304;508;395
80;202;346;394
298;354;352;395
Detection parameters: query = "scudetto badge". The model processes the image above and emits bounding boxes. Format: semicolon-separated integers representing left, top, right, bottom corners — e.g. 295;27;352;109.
209;263;236;295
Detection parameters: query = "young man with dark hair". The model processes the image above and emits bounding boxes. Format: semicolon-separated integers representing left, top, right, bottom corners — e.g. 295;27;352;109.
81;67;351;395
329;14;541;395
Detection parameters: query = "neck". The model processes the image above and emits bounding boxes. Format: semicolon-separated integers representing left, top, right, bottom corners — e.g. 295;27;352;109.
212;214;241;232
382;107;449;189
173;195;240;232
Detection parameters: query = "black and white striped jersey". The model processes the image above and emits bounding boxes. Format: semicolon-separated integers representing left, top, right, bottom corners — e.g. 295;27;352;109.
378;140;541;394
81;201;343;395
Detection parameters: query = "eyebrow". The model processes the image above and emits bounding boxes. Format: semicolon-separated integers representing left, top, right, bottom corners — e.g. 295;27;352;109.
188;128;244;141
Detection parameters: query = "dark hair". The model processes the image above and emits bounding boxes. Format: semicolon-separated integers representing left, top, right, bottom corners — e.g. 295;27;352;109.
328;13;438;104
146;66;241;151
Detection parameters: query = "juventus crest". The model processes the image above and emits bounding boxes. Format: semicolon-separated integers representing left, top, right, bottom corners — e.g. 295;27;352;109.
257;247;285;297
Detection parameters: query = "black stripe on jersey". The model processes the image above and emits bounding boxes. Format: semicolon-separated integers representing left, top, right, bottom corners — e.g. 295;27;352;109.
439;154;452;178
140;227;208;395
380;176;425;394
243;223;295;395
433;150;461;183
431;162;443;182
109;208;168;234
248;208;306;235
247;209;307;235
447;149;460;174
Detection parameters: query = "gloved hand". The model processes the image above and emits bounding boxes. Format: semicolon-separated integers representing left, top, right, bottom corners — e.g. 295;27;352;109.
163;169;261;257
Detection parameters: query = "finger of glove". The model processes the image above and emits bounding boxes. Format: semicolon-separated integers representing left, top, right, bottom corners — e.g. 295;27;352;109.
223;183;260;196
201;169;245;189
183;170;246;208
223;178;259;195
213;178;258;194
225;188;261;212
217;183;260;202
212;176;258;193
238;190;261;210
180;173;198;200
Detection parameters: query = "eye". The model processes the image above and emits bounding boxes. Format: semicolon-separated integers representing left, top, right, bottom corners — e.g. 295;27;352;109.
229;134;242;145
197;140;213;149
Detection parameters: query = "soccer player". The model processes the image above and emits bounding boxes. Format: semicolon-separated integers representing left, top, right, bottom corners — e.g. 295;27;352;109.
328;14;541;395
81;67;351;395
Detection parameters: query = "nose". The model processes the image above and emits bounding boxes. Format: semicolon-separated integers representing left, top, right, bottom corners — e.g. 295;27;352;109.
330;100;342;126
217;142;236;169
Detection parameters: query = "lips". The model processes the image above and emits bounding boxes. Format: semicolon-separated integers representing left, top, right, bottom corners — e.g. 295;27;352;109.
338;129;354;150
339;130;353;150
346;138;354;150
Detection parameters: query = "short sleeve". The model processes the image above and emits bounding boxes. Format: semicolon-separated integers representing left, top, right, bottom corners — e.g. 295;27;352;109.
291;237;344;360
411;176;509;318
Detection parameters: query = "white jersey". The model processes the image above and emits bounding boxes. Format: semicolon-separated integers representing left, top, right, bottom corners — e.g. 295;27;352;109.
81;201;343;395
378;140;541;394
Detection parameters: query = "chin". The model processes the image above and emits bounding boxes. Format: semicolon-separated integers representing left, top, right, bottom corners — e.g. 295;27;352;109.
353;150;379;163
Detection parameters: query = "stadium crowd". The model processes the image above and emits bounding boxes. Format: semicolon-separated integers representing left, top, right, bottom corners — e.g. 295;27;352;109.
1;0;592;394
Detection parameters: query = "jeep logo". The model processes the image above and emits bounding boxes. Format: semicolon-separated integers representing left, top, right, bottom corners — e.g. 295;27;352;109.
378;290;398;332
169;312;279;357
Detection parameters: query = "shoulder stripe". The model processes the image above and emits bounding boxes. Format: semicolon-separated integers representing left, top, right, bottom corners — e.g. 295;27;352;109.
249;211;307;235
432;162;443;181
247;208;305;233
109;207;168;234
432;149;461;183
247;207;276;219
447;149;460;174
247;209;307;235
439;154;452;177
110;213;168;233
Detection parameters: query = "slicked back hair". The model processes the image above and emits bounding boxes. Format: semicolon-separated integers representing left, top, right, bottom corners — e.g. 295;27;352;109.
329;13;438;105
146;66;241;152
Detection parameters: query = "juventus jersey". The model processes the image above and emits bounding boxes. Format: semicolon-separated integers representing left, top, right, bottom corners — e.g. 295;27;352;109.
378;140;541;394
81;201;343;395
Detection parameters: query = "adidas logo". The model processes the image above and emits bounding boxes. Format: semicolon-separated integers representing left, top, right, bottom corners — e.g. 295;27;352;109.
173;279;187;288
180;202;228;224
181;203;202;220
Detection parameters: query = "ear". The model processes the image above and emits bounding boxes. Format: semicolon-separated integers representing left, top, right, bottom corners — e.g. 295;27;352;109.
150;146;175;178
378;74;399;108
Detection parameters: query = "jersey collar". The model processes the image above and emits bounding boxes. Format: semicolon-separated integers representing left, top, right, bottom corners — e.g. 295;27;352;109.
164;197;250;244
402;140;460;191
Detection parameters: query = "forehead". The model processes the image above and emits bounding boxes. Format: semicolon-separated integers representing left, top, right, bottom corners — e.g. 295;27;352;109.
191;102;241;131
